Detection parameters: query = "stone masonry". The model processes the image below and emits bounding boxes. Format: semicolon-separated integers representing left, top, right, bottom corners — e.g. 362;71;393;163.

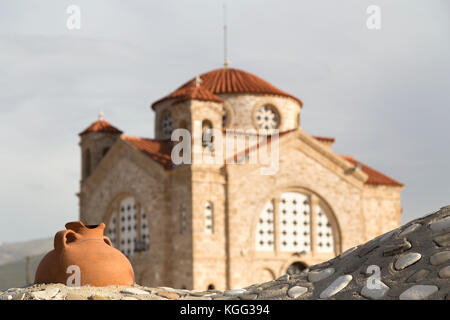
77;67;403;290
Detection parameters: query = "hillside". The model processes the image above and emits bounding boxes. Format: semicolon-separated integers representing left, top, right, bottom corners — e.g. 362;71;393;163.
0;253;46;290
0;237;52;266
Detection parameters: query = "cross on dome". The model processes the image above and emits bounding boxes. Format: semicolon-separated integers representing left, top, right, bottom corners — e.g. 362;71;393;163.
98;110;104;121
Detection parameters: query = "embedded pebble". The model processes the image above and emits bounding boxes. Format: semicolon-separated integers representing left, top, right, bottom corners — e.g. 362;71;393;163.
399;223;421;237
238;293;258;300
340;246;358;258
276;274;290;281
179;295;212;300
287;286;308;298
308;268;335;282
120;288;150;295
430;251;450;265
429;216;450;233
361;281;390;300
399;285;439;300
157;291;180;299
224;288;246;296
434;233;450;247
30;287;60;300
319;275;353;299
382;239;411;256
380;229;398;242
438;266;450;279
394;252;422;270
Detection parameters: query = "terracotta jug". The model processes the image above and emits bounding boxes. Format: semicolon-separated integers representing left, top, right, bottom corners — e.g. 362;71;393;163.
35;221;135;286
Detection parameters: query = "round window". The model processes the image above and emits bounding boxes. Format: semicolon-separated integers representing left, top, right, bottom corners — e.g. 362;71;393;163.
254;105;280;130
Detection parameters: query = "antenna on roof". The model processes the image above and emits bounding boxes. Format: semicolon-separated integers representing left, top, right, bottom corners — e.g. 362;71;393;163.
223;3;230;68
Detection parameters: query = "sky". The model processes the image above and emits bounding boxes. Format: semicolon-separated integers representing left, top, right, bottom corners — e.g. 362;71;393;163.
0;0;449;244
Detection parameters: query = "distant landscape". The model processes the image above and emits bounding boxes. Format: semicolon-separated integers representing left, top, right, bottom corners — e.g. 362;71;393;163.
0;238;52;290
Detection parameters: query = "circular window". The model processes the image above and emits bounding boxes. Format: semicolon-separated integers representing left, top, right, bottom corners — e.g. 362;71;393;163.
254;105;280;131
162;111;173;137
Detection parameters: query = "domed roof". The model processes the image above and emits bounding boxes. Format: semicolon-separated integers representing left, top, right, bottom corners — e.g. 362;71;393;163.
170;84;223;105
152;67;303;109
79;118;123;136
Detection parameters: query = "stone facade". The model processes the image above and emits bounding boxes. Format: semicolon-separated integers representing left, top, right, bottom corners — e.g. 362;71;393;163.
78;68;403;290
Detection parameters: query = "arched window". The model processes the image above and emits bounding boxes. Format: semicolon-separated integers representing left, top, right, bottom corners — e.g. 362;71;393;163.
255;201;274;251
83;149;91;179
162;111;173;138
105;196;149;256
207;284;215;290
255;192;336;254
205;201;214;234
202;120;214;149
102;147;110;156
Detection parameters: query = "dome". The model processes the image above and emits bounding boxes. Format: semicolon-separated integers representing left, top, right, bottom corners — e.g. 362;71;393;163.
151;67;303;109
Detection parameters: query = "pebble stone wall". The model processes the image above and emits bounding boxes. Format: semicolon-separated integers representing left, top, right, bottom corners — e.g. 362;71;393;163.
1;206;448;300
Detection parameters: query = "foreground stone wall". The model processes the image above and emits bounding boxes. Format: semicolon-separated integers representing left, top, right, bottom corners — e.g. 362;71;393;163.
2;206;448;300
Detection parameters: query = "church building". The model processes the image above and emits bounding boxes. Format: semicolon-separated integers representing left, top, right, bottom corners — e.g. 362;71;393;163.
78;67;403;290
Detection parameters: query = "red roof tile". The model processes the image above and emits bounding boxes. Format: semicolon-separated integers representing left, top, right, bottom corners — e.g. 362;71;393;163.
121;135;173;169
313;136;335;143
340;155;403;187
171;85;223;105
79;119;123;136
152;68;303;109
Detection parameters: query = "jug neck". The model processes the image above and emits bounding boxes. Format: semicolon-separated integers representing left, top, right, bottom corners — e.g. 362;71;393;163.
65;221;105;239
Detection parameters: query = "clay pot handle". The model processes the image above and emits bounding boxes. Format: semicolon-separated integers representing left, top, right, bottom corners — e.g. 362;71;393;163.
103;236;113;247
54;230;79;250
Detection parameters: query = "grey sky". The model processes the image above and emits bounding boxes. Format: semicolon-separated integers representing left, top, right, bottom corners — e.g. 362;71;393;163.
0;0;449;243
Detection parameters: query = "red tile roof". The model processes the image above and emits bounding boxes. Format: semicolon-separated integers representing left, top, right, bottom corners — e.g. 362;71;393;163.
171;85;223;105
79;119;123;136
119;133;402;187
313;136;335;143
152;68;303;109
121;135;173;169
340;155;403;187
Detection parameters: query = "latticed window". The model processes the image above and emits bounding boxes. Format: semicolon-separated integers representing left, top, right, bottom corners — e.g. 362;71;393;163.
255;192;335;254
315;205;334;252
254;105;280;131
255;201;275;251
205;202;214;234
162;111;173;137
106;196;149;257
279;192;311;252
